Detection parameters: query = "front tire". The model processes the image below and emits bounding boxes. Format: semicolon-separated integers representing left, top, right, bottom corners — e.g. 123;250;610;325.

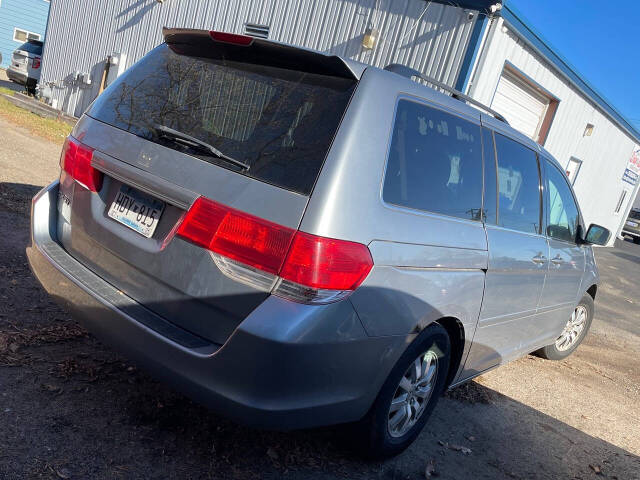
536;293;594;360
357;323;450;458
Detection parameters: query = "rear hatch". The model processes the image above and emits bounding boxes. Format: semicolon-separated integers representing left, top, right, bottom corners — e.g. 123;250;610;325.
11;40;42;76
57;29;358;346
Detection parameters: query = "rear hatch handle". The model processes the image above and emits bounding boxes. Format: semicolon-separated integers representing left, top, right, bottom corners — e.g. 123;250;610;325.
154;124;250;171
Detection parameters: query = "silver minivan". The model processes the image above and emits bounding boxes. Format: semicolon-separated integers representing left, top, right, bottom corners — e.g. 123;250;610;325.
27;28;611;457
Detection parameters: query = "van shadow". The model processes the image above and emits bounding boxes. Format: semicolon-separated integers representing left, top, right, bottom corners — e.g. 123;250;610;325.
0;182;42;216
0;78;25;93
5;309;639;480
3;306;638;477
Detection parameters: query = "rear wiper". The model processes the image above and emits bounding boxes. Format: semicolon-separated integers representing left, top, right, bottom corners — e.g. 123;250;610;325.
154;124;250;171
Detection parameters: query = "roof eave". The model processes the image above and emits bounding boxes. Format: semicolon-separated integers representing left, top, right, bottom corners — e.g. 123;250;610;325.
499;2;640;144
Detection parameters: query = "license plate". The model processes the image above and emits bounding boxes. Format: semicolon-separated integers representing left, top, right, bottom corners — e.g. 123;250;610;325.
627;221;638;228
107;186;165;238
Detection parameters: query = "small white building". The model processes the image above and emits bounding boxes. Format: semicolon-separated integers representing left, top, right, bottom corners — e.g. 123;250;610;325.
38;0;639;245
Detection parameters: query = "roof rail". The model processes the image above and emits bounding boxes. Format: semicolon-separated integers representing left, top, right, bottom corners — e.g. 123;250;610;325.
384;63;509;125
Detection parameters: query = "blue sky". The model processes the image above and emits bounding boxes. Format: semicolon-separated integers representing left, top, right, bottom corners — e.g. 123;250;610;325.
508;0;640;130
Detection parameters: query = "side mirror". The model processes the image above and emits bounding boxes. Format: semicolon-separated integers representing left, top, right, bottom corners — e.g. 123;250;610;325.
584;224;610;246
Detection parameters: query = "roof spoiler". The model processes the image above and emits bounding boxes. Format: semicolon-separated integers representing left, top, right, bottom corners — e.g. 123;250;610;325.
162;28;359;80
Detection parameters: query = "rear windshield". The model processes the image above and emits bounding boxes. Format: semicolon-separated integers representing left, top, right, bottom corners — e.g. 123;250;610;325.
17;41;43;55
630;209;640;220
88;44;356;195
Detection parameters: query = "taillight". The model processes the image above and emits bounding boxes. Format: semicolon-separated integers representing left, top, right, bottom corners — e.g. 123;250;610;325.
209;31;254;46
59;137;103;192
177;197;295;274
280;232;373;290
177;197;374;304
32;57;41;69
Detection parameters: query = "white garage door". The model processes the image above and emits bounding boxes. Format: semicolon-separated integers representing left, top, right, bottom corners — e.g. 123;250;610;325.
491;71;549;140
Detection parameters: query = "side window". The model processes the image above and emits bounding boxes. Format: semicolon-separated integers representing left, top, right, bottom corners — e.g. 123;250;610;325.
383;99;483;221
494;133;541;234
545;161;579;243
482;128;498;224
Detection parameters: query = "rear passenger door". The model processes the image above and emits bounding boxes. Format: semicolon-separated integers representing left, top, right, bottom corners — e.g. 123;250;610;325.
536;159;586;338
464;128;549;374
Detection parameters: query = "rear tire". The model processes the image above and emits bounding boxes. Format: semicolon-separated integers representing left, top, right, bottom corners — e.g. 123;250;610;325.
535;293;594;360
356;323;450;459
26;79;37;96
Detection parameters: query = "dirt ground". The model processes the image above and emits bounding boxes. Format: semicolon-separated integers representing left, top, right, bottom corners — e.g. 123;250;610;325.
1;116;639;479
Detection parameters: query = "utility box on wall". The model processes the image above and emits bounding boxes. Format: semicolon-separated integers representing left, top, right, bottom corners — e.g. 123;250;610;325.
105;52;127;88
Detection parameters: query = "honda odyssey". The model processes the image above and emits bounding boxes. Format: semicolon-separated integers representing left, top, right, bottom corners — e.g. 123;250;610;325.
27;28;610;457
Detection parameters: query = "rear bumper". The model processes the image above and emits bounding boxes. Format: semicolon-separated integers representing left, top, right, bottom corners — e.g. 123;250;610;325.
622;228;640;238
27;181;406;430
6;67;27;85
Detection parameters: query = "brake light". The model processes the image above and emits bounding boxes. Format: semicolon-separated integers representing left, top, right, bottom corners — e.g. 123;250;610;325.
59;137;103;192
177;197;295;275
177;197;374;304
32;57;41;69
209;31;254;46
280;232;373;291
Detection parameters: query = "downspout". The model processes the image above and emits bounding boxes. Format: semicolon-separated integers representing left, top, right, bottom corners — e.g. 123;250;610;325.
36;0;53;98
466;14;499;98
454;12;488;93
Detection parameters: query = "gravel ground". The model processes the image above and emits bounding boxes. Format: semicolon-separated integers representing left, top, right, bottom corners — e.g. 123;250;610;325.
1;116;639;479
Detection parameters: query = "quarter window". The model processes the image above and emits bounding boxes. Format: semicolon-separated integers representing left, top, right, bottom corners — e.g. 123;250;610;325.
494;133;541;234
545;161;579;243
383;99;483;221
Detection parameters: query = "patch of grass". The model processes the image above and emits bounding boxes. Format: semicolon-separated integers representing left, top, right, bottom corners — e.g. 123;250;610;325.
0;92;71;145
0;86;17;96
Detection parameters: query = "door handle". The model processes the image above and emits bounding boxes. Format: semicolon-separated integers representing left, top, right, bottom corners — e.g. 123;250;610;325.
551;255;564;265
531;254;547;265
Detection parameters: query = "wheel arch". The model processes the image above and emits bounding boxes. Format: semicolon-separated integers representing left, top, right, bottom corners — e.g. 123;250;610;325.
434;317;465;388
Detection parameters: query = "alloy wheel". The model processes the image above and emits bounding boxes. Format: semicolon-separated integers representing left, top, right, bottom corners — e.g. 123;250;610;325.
387;350;438;438
555;305;587;351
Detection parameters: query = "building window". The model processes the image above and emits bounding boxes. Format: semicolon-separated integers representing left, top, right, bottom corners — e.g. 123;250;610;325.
13;28;41;43
614;189;628;215
565;157;582;185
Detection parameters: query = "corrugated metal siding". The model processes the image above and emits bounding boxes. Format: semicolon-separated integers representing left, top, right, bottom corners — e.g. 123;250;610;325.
40;0;476;117
469;17;638;245
0;0;50;68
